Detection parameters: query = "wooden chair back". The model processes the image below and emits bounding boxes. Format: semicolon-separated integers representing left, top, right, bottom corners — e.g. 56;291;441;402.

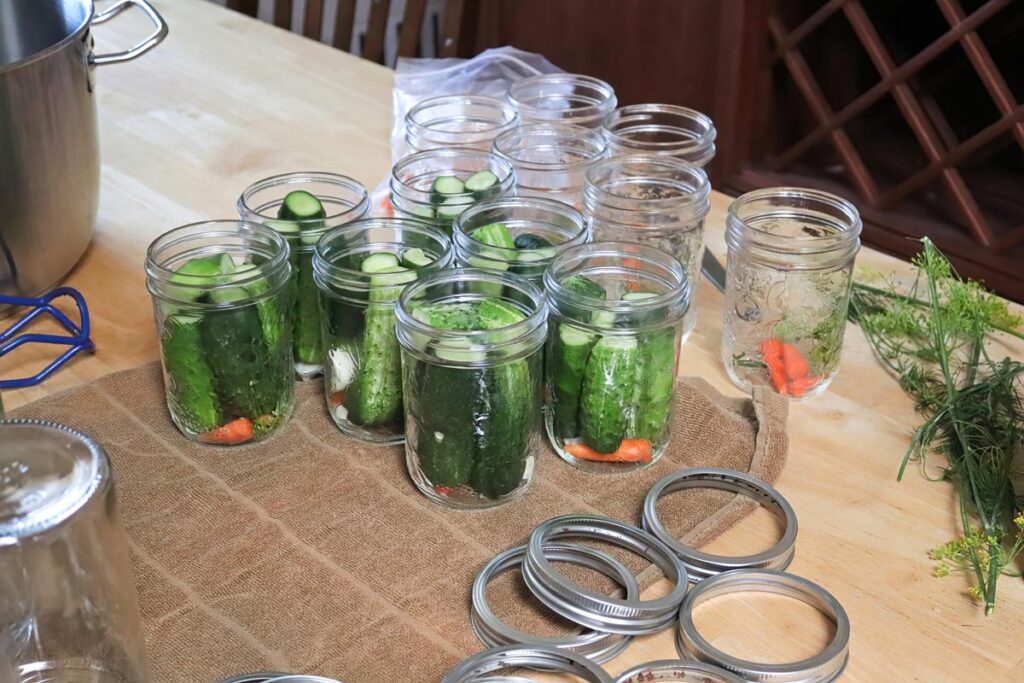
224;0;467;65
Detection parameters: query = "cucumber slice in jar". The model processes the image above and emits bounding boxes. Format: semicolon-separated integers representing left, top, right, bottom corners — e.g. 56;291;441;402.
411;206;436;221
437;196;472;221
400;247;434;269
621;291;658;301
360;252;401;274
430;175;466;202
278;190;327;221
167;256;222;303
470;223;516;250
549;323;598;438
579;335;639;454
514;233;552;250
411;302;480;330
464;170;499;198
561;275;607;300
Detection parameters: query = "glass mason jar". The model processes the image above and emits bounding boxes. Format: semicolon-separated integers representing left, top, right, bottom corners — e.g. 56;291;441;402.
390;148;516;236
238;172;370;379
452;196;589;288
722;188;862;399
583;155;710;343
543;242;690;474
313;218;454;444
602;104;717;168
508;73;617;128
492;123;608;207
145;220;295;445
405;94;519;154
395;268;547;509
0;420;149;683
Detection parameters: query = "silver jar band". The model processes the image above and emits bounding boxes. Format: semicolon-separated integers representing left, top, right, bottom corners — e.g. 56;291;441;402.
643;468;797;582
676;570;850;683
615;659;746;683
472;543;636;663
523;514;689;636
442;644;614;683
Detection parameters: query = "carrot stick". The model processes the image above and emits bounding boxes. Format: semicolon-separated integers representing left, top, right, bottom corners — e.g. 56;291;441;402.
564;438;653;463
786;374;822;398
759;338;788;393
329;390;345;407
780;342;810;380
197;417;255;445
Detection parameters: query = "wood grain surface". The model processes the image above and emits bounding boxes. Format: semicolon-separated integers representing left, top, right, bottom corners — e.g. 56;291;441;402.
2;1;1023;680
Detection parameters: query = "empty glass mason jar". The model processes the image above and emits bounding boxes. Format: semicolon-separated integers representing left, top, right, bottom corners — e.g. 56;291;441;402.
390;148;516;236
722;188;862;399
492;123;608;207
145;220;295;445
507;73;617;128
0;420;149;683
238;172;370;379
543;242;690;474
396;268;547;509
602;104;717;168
405;95;519;154
453;196;589;288
313;218;454;444
583;155;710;343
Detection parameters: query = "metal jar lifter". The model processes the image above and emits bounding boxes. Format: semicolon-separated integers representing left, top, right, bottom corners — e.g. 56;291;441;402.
0;0;168;302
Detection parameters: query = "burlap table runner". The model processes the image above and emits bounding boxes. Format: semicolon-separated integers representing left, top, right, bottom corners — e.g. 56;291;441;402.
11;362;788;682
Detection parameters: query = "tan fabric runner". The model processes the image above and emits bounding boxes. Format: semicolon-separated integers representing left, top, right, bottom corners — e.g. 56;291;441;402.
11;362;788;682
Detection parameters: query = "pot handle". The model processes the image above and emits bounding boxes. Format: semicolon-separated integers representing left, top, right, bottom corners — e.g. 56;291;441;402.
91;0;169;67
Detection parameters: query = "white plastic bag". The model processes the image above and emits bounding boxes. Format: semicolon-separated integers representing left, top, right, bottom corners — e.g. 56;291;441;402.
373;47;563;215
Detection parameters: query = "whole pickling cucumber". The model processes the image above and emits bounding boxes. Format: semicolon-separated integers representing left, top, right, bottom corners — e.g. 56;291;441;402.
294;249;322;364
579;335;639;453
548;323;597;438
161;314;221;434
412;360;478;488
632;326;678;442
201;303;281;419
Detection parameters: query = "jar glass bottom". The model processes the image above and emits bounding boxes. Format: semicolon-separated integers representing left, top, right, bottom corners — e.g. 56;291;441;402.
406;445;535;509
544;410;668;474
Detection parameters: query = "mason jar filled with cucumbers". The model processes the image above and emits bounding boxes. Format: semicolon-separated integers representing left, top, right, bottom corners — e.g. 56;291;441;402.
395;268;547;508
452;197;589;288
145;221;295;446
405;94;519;154
313;218;453;443
491;123;608;207
238;172;370;379
389;148;515;236
543;242;690;473
583;155;710;344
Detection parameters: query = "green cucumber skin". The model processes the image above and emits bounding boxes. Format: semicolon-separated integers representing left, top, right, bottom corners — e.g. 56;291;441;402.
200;304;288;419
160;315;222;434
345;300;403;428
632;326;679;442
407;359;477;488
469;353;540;499
579;336;639;453
547;323;598;439
294;249;322;365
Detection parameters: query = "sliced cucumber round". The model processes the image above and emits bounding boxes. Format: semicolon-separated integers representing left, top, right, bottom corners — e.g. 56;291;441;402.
464;170;498;197
360;252;401;274
278;190;326;221
400;247;434;269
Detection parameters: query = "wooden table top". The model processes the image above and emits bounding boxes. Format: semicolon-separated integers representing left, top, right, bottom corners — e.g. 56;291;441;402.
3;1;1023;680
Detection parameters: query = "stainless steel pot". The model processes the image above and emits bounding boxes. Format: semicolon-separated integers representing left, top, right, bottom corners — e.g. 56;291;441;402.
0;0;167;301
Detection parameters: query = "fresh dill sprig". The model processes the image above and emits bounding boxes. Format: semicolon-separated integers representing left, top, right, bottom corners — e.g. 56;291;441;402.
849;238;1024;614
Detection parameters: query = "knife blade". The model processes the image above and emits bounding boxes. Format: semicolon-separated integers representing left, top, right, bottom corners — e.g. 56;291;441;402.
701;249;727;292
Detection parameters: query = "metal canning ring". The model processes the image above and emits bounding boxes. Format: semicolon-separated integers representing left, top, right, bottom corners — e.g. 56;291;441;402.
472;543;637;663
443;644;614;683
642;468;797;582
216;675;291;683
676;569;850;683
524;514;688;635
614;659;746;683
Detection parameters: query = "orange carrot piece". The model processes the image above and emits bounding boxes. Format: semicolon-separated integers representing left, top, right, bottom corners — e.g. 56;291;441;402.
786;374;822;398
780;342;810;380
564;439;653;463
197;417;255;445
759;338;788;393
329;390;345;407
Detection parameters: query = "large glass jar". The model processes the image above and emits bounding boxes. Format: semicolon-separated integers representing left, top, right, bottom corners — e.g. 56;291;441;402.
396;268;547;509
405;95;519;154
238;172;370;379
583;155;710;343
145;220;295;445
492;123;608;207
1;420;149;683
452;196;589;288
507;73;617;128
602;104;717;168
543;242;690;474
722;188;862;399
313;218;454;444
389;148;516;236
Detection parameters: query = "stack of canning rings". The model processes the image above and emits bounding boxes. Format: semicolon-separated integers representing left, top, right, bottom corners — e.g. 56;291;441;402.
449;467;850;683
